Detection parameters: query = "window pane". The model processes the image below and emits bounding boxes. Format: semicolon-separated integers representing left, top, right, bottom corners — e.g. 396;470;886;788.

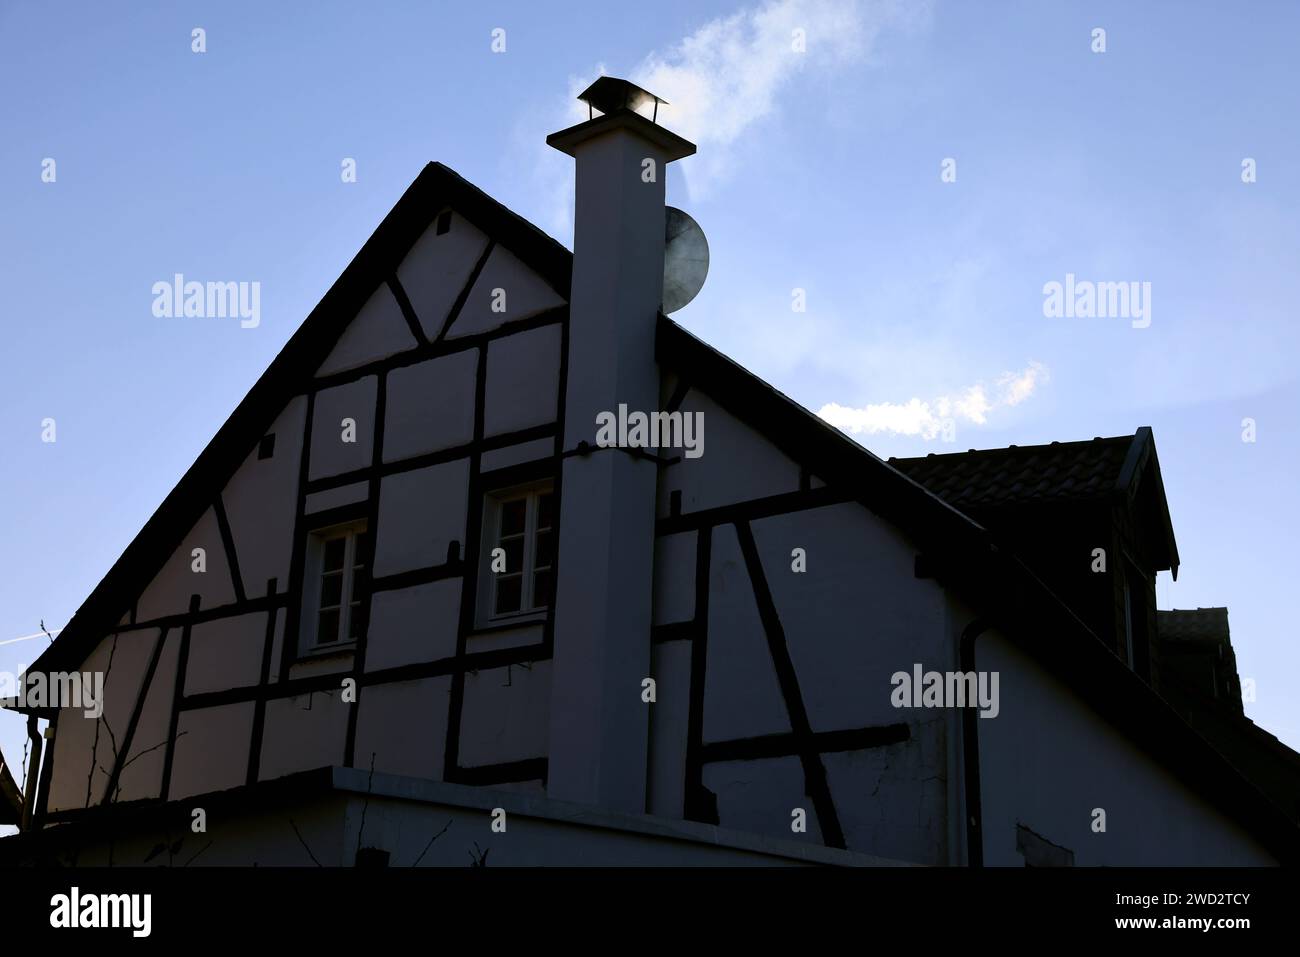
347;603;363;641
353;531;368;566
532;569;553;609
320;571;343;608
502;537;525;573
495;575;522;614
323;537;346;572
537;492;555;529
500;498;527;536
534;529;554;569
317;608;340;644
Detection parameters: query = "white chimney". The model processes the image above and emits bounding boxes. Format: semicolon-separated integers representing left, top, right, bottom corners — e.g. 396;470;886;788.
545;78;695;812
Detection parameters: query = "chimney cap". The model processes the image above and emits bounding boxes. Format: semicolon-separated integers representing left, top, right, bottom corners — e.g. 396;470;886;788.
578;76;667;121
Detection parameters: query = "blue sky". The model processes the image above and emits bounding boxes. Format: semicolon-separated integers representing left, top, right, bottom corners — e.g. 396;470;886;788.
2;0;1298;809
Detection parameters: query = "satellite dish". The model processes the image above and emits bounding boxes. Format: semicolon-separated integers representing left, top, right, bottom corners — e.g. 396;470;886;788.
662;207;709;313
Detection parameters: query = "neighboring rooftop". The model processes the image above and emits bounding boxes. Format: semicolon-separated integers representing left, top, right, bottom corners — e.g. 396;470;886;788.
889;435;1134;511
1158;607;1231;643
890;427;1179;578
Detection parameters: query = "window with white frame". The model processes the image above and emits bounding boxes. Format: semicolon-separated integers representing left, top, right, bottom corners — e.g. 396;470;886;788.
482;484;554;621
306;521;369;649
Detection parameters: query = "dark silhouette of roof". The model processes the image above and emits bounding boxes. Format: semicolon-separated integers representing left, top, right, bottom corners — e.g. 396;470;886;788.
889;435;1133;509
1159;607;1230;643
0;751;22;825
891;428;1180;578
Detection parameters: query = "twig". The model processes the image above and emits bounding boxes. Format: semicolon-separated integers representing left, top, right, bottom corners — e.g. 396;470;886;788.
84;634;120;808
354;752;376;863
116;732;185;777
184;841;214;867
289;818;322;866
411;819;453;867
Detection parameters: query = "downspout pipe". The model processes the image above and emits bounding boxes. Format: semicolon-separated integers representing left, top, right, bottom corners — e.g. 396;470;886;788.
20;714;42;832
960;618;993;867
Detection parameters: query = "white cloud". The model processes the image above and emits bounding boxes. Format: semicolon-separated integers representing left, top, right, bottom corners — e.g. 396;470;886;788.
532;0;926;238
632;0;924;196
818;360;1049;438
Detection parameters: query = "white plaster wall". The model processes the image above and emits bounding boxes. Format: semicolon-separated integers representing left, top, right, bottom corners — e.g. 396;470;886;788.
695;502;953;862
383;350;478;462
259;690;350;781
751;503;950;732
656;389;802;516
47;708;101;813
823;722;948;864
266;614;286;683
652;531;696;626
705;756;825;845
183;613;266;696
458;661;551;767
222;396;306;599
647;640;691;818
464;622;544;654
37;784;881;867
308;377;377;481
364;580;461;671
395;212;491;341
480;437;554;473
315;284;419;377
135;507;237;621
373;459;470;576
354;677;451;781
445;245;566;339
303;480;368;515
483;324;562;437
976;631;1277;866
172;702;255;800
46;630;157;810
287;651;353;683
702;524;791;743
115;630;180;802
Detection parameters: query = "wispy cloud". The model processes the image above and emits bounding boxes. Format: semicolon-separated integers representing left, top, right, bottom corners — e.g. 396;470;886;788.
631;0;923;196
532;0;927;237
818;361;1049;438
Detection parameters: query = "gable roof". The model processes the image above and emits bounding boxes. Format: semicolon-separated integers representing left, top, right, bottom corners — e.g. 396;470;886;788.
25;163;1299;860
890;429;1180;577
29;163;570;678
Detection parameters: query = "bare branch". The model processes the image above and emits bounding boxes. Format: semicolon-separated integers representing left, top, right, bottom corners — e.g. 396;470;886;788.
85;634;120;808
184;840;213;867
411;819;453;867
289;818;322;866
354;752;376;863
